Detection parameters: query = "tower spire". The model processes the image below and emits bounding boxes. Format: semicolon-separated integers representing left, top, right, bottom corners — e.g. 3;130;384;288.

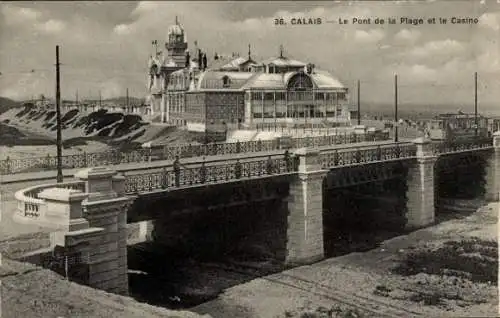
279;44;284;58
175;15;178;25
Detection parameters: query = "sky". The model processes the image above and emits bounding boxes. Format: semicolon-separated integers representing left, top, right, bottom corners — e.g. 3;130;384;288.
0;0;499;111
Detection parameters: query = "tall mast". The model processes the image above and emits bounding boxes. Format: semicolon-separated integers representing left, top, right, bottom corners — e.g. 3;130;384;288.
394;74;398;143
357;80;361;125
55;45;63;183
474;72;478;137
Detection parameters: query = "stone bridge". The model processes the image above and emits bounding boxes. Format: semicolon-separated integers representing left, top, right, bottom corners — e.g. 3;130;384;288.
13;132;500;296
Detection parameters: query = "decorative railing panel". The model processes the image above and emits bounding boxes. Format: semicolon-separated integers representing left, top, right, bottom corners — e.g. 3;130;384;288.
0;131;391;175
431;139;493;155
0;149;150;175
320;142;417;169
123;155;296;194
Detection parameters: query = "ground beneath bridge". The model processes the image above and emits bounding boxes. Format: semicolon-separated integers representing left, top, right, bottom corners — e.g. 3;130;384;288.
192;200;498;318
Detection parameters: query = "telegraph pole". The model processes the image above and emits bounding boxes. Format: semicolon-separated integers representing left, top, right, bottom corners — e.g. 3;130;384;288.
394;74;398;143
126;88;129;110
357;80;361;125
474;72;478;137
55;45;63;183
99;90;102;108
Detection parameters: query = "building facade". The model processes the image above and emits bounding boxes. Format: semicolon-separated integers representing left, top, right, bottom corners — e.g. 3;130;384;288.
146;18;351;132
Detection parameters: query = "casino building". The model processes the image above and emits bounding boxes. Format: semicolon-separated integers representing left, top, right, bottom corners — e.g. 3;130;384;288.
146;17;351;132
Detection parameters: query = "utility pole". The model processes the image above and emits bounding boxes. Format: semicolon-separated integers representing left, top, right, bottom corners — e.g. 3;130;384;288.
394;74;398;143
357;80;361;125
55;45;63;183
99;90;102;108
474;72;478;137
76;90;79;107
126;88;129;111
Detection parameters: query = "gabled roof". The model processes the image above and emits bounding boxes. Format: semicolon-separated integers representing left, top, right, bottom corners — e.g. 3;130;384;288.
220;57;256;70
197;71;255;90
310;70;345;89
261;56;306;67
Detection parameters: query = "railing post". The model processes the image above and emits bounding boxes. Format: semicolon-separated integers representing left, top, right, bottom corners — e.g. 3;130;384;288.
406;137;438;229
82;151;88;167
173;156;180;187
266;155;274;174
5;156;11;174
200;157;207;184
235;159;242;179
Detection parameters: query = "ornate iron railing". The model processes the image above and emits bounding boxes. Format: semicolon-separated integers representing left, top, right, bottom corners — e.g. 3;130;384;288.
432;138;494;155
15;181;86;218
0;131;390;175
158;132;388;160
320;142;417;169
0;150;150;175
123;154;298;194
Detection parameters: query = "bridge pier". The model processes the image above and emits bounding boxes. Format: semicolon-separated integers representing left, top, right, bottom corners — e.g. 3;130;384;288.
405;138;437;229
485;131;500;201
285;148;328;266
74;167;132;295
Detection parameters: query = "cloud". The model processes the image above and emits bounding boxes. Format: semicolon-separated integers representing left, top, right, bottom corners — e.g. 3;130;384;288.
0;1;499;106
114;24;132;35
394;29;421;43
354;29;385;43
479;12;500;31
100;78;124;99
1;4;41;25
36;19;66;34
409;39;464;58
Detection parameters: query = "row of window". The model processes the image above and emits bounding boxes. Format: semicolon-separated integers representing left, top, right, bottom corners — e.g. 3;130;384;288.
252;112;338;119
249;92;347;101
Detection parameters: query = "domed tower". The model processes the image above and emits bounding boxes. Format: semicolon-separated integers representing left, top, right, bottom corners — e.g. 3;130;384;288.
165;16;188;67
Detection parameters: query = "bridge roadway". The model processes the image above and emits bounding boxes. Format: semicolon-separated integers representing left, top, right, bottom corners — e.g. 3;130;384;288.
1;139;399;186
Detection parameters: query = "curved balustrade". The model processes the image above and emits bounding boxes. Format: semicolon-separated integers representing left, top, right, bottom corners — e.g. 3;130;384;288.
15;181;85;218
320;142;417;169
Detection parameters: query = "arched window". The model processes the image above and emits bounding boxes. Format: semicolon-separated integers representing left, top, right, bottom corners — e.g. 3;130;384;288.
287;73;313;91
222;75;231;88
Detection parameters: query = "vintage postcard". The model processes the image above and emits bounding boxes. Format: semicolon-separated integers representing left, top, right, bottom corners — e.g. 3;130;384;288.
0;1;498;317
